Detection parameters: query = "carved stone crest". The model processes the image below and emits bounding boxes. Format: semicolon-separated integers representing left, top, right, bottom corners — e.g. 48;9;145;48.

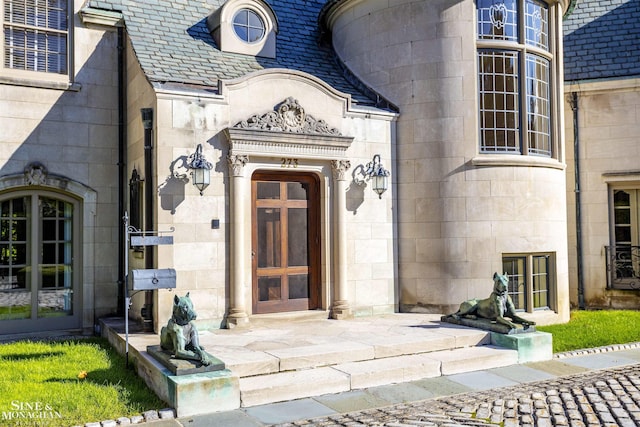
24;162;47;186
235;97;341;135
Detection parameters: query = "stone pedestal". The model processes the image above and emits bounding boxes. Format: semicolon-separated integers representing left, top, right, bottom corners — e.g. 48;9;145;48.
490;331;553;363
147;345;225;375
167;370;240;417
137;348;240;417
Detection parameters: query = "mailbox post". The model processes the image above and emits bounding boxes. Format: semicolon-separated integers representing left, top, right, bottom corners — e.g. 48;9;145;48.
123;212;175;367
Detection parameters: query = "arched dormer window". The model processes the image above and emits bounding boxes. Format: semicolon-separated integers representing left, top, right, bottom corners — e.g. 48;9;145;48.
207;0;278;58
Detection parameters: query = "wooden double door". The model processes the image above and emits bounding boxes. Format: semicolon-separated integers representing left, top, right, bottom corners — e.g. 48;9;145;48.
251;172;320;314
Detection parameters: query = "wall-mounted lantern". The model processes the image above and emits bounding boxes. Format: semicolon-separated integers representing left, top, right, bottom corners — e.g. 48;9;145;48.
187;144;213;195
355;154;390;199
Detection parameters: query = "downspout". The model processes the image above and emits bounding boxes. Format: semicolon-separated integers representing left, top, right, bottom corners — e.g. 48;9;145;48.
570;92;585;309
141;107;155;330
117;26;126;316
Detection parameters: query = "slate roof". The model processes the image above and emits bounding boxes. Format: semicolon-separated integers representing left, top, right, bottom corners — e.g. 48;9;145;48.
563;0;640;82
88;0;393;109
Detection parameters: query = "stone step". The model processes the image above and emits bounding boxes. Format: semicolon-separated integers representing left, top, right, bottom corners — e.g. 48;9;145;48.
239;367;351;407
217;327;492;378
432;345;519;375
238;345;518;407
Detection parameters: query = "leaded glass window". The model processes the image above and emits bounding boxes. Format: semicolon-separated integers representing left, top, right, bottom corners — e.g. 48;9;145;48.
477;0;554;158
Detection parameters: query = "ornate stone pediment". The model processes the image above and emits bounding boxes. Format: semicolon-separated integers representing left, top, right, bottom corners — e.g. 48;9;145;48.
235;97;341;136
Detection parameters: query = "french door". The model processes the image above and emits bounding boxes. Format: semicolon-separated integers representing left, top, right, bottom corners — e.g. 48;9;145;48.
251;172;320;314
0;192;80;333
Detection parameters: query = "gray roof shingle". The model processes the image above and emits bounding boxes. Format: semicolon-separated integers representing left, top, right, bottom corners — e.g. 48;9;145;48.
564;0;640;82
88;0;395;109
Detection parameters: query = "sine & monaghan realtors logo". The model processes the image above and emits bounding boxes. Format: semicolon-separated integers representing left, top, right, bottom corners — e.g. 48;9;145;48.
2;400;63;423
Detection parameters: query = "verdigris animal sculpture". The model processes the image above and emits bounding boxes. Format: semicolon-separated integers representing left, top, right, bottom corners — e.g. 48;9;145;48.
160;292;214;366
442;272;536;334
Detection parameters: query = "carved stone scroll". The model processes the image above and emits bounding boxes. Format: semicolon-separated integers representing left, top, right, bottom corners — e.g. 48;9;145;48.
235;97;341;136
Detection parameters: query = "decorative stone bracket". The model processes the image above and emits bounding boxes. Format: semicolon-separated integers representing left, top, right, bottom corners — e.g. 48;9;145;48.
225;97;353;160
235;97;341;135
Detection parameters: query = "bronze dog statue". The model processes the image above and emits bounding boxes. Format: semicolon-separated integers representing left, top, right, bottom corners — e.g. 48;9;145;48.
160;293;213;365
447;272;535;329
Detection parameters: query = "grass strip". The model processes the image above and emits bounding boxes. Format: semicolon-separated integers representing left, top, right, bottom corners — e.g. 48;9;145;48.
537;310;640;353
0;337;165;427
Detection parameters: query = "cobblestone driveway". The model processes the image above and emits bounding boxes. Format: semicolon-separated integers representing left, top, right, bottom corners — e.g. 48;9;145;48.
274;364;640;427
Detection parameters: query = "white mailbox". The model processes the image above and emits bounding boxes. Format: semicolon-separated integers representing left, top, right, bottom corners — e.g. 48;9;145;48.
131;268;176;290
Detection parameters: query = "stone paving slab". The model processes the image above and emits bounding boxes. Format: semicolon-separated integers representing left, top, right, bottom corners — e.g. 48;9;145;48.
266;341;376;371
244;399;336;425
446;370;520;390
266;364;640;427
560;352;639;370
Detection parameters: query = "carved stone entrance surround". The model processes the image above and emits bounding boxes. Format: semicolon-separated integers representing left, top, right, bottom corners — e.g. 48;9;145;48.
224;98;354;326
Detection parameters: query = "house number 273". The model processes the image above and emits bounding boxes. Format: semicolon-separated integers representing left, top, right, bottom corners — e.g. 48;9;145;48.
281;158;299;168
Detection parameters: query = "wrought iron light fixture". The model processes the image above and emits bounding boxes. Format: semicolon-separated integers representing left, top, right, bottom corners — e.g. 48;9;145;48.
187;144;213;195
357;154;390;199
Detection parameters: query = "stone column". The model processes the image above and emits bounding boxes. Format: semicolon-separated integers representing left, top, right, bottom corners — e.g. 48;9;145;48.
330;160;352;319
227;154;250;328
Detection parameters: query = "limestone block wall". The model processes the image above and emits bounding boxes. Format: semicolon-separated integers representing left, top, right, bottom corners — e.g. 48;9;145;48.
325;0;570;323
124;38;163;325
565;79;640;309
146;70;397;330
0;5;120;331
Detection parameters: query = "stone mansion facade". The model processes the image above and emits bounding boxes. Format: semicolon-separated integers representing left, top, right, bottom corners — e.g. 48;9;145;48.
0;0;637;336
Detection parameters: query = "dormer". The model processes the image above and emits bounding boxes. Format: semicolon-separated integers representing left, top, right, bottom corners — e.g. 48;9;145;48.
207;0;278;58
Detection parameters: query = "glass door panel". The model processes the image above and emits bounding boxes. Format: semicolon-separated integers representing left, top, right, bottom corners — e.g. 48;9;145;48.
257;208;281;268
287;208;308;266
258;276;281;302
0;197;31;320
38;197;73;318
612;189;640;282
0;194;77;328
252;173;319;314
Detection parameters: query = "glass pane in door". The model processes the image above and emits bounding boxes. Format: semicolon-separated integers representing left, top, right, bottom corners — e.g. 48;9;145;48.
38;197;73;318
287;182;308;200
288;208;308;266
257;182;280;199
257;208;281;268
0;197;31;320
289;274;308;299
258;276;281;302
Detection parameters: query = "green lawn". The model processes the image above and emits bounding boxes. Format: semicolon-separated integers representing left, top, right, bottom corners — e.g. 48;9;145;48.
537;310;640;353
0;338;165;427
2;311;640;426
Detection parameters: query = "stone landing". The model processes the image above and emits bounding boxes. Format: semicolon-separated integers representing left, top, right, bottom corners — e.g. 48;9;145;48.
100;313;551;412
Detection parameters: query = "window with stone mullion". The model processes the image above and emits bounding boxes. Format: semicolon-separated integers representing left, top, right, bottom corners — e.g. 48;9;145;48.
476;0;553;158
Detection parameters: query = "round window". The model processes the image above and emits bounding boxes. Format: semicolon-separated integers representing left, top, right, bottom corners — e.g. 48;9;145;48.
232;9;265;43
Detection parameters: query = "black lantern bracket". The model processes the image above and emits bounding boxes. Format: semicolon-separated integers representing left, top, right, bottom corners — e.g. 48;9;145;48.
353;154;390;199
186;143;213;196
